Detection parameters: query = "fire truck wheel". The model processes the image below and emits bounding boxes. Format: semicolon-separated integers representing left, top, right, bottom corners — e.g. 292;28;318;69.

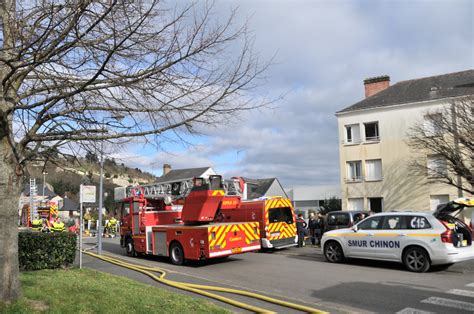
125;238;136;257
169;242;185;265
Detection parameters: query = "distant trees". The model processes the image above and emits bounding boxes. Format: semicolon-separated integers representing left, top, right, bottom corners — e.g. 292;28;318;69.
407;96;473;195
50;179;80;196
319;197;342;214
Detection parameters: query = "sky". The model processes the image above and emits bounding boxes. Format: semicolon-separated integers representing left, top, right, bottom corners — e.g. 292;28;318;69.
112;0;473;189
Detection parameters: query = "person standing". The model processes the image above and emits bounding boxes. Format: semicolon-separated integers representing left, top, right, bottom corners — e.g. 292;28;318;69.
308;213;318;245
51;216;65;232
315;213;324;246
296;214;307;248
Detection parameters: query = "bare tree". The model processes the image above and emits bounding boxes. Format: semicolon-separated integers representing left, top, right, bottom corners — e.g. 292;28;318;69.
407;95;473;195
0;0;269;300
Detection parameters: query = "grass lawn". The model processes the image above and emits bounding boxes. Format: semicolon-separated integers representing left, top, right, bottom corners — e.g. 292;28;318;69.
0;268;230;313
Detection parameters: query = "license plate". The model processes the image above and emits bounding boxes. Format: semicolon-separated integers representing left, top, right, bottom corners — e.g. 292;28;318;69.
270;232;280;237
231;247;242;253
462;240;467;246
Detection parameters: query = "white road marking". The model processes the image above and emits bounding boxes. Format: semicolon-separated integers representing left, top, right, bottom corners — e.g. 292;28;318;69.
466;283;474;287
396;307;433;314
447;289;474;298
421;297;474;311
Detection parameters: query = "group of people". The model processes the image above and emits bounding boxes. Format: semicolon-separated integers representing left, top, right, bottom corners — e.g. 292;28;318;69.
295;212;325;248
31;216;66;233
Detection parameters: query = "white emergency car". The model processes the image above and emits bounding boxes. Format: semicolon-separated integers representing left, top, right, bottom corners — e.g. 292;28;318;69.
322;198;474;272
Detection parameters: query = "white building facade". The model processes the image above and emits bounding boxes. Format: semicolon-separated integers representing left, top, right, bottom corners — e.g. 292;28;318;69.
336;70;473;222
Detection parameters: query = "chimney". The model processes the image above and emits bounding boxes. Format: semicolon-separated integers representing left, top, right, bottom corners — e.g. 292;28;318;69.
163;164;172;176
363;75;390;98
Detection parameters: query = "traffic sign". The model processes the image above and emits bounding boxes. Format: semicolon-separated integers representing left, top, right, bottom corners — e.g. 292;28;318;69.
80;185;96;203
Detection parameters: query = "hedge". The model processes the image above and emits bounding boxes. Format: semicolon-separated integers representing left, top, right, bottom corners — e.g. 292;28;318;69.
18;231;77;271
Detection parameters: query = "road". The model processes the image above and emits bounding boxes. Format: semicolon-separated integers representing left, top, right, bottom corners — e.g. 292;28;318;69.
82;238;474;313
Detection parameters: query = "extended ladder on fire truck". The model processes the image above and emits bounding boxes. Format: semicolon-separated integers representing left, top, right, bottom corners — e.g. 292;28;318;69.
115;177;243;202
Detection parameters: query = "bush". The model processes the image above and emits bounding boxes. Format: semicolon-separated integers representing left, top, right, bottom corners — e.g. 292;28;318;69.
18;231;77;271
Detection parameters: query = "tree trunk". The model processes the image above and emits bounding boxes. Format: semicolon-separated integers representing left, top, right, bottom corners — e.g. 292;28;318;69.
0;135;22;301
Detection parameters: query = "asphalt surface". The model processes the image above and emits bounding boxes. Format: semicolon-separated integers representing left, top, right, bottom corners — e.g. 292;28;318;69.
80;237;474;313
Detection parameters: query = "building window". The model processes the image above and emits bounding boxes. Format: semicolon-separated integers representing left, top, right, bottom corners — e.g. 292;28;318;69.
365;159;382;181
430;195;449;211
344;124;361;144
423;113;443;137
364;122;379;141
427;155;447;177
368;197;383;213
348;198;364;211
346;161;362;182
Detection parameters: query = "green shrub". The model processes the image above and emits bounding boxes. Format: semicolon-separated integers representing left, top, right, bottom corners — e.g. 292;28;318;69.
18;231;77;271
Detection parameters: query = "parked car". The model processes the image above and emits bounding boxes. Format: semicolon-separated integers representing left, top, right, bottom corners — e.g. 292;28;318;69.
321;198;474;272
323;211;370;232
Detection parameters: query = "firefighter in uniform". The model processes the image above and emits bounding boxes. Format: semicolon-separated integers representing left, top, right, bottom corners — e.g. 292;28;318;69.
105;217;118;237
31;219;42;231
296;214;307;248
51;216;65;232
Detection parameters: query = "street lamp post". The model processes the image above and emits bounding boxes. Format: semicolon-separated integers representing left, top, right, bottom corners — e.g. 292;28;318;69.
98;139;104;255
42;171;48;197
97;114;123;255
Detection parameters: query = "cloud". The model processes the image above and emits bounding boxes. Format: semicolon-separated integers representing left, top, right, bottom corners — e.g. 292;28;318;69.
124;0;473;189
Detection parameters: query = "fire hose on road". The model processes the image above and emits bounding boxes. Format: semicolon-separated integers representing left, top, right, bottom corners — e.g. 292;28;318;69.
84;251;327;314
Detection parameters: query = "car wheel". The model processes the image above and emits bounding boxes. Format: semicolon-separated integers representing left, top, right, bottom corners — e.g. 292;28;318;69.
324;241;345;263
403;247;430;272
125;238;136;257
169;242;185;265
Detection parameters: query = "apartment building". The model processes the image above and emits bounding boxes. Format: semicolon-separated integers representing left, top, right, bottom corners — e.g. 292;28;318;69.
335;70;473;216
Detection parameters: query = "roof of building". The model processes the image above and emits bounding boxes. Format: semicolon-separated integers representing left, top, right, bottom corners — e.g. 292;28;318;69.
155;167;212;183
59;197;79;211
337;69;474;114
243;177;274;199
242;177;287;199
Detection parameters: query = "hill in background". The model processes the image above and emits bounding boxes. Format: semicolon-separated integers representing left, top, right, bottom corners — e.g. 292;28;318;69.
27;153;157;211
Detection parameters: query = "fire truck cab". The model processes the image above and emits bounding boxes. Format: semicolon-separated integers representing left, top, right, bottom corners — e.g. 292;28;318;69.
117;175;261;265
217;196;297;249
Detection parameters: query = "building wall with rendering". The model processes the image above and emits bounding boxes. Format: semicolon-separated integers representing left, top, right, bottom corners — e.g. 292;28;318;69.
337;97;470;216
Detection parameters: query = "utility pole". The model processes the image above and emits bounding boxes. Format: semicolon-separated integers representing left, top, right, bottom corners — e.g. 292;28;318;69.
79;185;83;268
98;140;104;255
42;171;47;198
97;114;123;255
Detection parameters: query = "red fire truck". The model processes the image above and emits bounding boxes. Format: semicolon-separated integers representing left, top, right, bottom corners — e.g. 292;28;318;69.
21;202;59;228
116;175;261;265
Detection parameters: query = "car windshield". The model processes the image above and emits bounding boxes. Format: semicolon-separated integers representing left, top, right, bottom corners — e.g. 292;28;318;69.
269;207;294;224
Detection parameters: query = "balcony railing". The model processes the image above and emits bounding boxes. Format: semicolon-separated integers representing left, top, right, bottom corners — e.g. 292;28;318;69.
341;137;380;145
345;176;363;183
341;138;362;145
345;176;383;183
364;136;380;143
